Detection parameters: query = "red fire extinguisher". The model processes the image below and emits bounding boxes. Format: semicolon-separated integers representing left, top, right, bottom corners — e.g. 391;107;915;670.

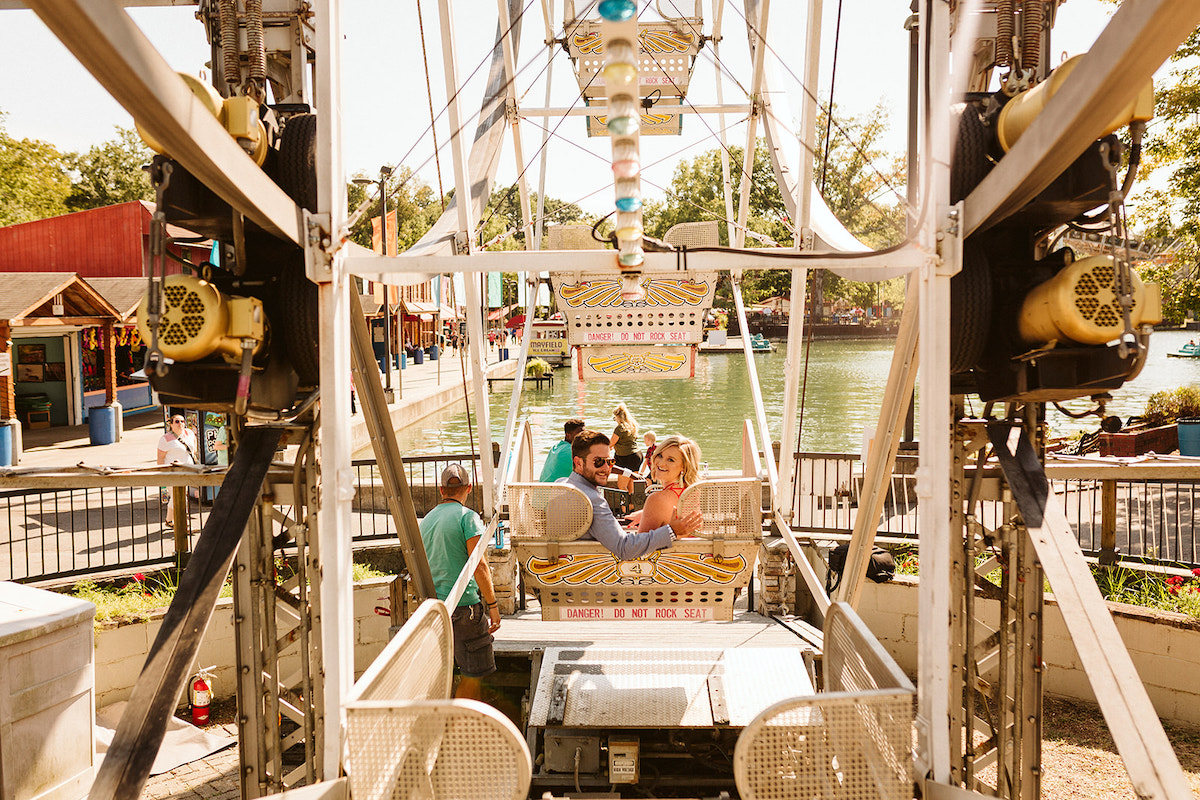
190;667;215;726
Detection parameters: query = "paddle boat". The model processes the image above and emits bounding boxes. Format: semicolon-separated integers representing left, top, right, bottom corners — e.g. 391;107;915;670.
1167;340;1200;358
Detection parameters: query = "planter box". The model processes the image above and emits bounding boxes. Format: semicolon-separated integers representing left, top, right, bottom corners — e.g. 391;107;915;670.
1099;423;1177;457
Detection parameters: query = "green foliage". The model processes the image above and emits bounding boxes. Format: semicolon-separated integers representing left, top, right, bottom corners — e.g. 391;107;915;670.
1142;386;1200;426
0;111;71;225
1128;28;1200;303
1137;260;1200;326
65;127;155;211
347;167;443;253
526;358;550;378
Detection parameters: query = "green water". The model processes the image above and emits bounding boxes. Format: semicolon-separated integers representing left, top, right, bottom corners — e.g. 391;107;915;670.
389;330;1200;470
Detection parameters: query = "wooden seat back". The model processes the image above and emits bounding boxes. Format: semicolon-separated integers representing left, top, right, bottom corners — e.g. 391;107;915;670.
507;480;762;621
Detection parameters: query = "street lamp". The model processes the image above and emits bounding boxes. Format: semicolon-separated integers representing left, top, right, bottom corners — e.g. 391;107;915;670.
353;166;395;403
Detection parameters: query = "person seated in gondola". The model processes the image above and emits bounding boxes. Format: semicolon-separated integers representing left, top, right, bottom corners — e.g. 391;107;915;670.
557;430;700;560
629;435;703;535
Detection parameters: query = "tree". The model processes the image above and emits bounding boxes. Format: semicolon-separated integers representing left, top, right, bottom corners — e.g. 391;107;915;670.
1127;29;1200;296
346;166;442;252
0;111;71;225
811;101;908;318
1137;260;1200;326
65;127;155;211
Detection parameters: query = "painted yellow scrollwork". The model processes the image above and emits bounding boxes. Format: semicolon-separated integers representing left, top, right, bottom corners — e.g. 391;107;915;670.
559;278;709;308
586;351;687;375
526;551;746;586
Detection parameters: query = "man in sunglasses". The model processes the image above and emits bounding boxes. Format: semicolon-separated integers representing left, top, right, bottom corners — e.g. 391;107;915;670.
559;430;701;560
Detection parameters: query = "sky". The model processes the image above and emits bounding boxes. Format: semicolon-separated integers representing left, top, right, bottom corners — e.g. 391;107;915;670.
0;0;1117;219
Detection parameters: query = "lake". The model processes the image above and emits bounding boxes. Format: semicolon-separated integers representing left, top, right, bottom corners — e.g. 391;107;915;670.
387;329;1200;470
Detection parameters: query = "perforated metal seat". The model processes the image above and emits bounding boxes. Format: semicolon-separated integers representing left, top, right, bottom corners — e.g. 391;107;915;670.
344;700;532;800
348;598;453;704
507;480;762;621
733;603;915;800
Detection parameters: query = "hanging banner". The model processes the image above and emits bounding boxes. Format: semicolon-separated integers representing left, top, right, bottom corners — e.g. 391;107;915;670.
487;272;502;308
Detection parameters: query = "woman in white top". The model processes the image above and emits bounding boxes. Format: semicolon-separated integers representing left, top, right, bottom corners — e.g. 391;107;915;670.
157;414;197;525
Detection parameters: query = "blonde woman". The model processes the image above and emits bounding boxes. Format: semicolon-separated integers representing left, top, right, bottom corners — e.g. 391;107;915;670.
637;435;702;534
609;402;641;492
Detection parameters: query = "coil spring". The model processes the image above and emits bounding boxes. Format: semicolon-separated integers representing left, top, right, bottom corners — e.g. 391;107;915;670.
996;0;1014;68
219;0;239;85
1021;0;1043;74
246;0;266;83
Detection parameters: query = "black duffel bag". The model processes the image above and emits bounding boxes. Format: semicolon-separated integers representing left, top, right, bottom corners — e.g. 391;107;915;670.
825;543;896;594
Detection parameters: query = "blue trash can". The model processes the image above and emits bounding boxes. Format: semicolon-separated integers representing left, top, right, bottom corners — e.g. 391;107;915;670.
0;424;11;467
1179;418;1200;456
413;348;425;365
499;347;510;360
400;351;407;370
429;345;439;361
88;406;118;446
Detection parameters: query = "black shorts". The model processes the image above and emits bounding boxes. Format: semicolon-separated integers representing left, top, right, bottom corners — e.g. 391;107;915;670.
451;602;496;678
615;452;642;473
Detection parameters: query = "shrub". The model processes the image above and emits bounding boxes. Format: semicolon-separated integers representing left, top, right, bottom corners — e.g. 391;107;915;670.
1142;386;1200;427
526;358;551;378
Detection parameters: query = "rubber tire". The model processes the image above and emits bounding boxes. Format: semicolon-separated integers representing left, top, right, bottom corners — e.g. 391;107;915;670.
950;103;991;204
277;114;321;386
950;242;992;375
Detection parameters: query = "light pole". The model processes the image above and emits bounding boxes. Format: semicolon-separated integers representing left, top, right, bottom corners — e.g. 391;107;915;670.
354;167;395;402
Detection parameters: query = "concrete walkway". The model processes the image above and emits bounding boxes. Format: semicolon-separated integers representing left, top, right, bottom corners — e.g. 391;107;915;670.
15;346;517;470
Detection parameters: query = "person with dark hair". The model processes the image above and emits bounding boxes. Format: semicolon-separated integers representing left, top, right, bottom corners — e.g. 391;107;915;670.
558;430;701;560
539;417;586;482
419;464;500;700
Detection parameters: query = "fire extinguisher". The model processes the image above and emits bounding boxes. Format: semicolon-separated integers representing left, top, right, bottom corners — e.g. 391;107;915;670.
190;667;215;726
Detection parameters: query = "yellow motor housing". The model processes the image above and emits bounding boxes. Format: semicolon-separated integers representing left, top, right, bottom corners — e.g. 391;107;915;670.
997;54;1154;152
136;72;268;166
137;275;266;364
1018;255;1162;347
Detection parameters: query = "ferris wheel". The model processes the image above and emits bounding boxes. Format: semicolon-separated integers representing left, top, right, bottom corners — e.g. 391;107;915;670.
11;0;1199;798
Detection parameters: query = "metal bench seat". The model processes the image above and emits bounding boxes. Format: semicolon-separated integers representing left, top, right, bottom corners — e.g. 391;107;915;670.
345;600;532;800
734;602;915;800
507;479;763;621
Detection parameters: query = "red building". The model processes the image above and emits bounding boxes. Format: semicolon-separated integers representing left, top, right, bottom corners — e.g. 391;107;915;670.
0;201;208;276
0;203;211;434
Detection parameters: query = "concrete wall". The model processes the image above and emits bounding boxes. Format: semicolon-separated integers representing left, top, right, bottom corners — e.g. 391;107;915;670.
93;578;393;709
856;576;1200;727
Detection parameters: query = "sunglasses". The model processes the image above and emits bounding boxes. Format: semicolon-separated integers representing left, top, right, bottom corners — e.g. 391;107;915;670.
171;419;185;424
591;456;616;468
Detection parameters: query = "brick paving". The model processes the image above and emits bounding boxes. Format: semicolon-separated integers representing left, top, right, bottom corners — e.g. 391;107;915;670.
140;721;240;800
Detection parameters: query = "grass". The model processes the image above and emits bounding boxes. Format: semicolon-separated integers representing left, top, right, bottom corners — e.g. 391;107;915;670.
891;546;1200;617
70;561;392;624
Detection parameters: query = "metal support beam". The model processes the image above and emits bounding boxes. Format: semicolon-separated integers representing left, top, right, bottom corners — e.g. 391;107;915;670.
25;0;302;245
835;280;919;608
349;292;437;598
345;245;924;279
990;423;1193;799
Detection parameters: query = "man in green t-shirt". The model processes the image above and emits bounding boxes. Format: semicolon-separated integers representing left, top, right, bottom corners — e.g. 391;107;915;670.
419;464;501;699
539;417;585;482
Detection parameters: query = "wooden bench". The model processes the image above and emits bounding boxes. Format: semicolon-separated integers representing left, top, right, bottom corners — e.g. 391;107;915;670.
734;602;915;800
507;479;763;621
345;599;532;800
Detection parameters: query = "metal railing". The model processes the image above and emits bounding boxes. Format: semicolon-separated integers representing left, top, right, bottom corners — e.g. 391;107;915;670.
1;452;493;585
10;449;1198;584
790;452;1200;570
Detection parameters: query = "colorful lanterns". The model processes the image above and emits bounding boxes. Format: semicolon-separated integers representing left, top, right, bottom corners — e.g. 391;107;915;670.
600;4;644;294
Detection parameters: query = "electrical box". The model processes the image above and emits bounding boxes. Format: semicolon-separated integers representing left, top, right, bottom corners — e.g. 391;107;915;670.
544;733;601;774
608;736;640;784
